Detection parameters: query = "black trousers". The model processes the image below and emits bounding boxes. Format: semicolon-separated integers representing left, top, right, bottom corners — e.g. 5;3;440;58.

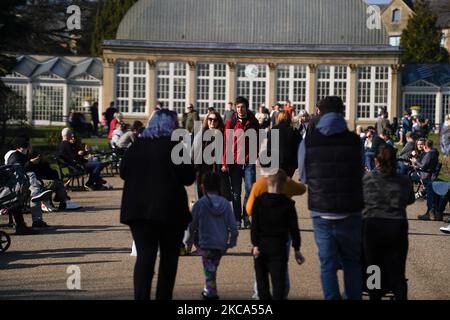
92;121;98;135
254;239;288;300
129;221;185;300
363;218;408;300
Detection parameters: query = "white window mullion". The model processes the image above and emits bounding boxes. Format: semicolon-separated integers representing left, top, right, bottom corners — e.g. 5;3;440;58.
289;65;294;104
249;80;253;111
169;63;174;110
209;64;214;108
145;61;149;115
370;66;376;119
330;66;335;96
129;61;134;114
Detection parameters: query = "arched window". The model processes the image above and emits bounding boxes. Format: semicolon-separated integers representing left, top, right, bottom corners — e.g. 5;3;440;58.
392;9;401;22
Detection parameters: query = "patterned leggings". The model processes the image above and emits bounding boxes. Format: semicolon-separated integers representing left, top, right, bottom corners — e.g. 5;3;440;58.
201;249;223;297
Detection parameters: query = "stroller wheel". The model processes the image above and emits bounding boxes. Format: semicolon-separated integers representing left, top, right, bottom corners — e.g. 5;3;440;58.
0;231;11;253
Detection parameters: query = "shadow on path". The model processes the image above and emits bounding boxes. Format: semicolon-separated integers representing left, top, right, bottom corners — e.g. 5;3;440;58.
41;225;129;235
0;246;131;270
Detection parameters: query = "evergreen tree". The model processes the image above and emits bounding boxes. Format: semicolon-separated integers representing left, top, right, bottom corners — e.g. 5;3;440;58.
90;0;138;56
401;0;449;63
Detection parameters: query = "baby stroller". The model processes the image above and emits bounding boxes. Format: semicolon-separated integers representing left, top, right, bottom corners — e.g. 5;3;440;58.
0;164;31;253
0;211;11;253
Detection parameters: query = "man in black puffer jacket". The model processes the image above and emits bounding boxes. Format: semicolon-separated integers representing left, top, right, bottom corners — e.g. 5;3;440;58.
298;96;364;300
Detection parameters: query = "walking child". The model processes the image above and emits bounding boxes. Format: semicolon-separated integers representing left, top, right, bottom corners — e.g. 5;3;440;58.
251;169;305;300
189;172;238;300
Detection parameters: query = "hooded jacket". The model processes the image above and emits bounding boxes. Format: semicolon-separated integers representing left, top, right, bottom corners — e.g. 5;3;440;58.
189;194;238;251
303;112;364;214
250;193;301;251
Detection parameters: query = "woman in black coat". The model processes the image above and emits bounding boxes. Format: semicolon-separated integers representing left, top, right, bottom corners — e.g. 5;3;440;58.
268;110;301;177
362;145;414;300
192;110;231;201
120;109;195;300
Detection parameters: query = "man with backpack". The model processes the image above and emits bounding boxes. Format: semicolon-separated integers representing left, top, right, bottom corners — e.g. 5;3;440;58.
222;96;260;229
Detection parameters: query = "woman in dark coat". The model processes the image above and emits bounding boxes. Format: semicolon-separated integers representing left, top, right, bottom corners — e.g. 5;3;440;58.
192;110;231;201
120;109;195;300
268;110;301;177
362;145;415;300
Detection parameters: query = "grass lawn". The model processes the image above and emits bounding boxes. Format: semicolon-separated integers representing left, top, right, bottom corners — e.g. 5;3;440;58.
2;125;110;161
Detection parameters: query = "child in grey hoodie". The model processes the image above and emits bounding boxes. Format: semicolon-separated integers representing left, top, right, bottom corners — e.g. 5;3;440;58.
189;172;238;300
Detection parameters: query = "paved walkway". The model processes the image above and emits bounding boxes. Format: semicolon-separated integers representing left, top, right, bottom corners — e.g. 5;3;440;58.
1;175;449;300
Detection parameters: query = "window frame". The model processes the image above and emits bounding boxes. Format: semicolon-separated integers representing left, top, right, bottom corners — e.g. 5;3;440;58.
356;65;390;121
115;60;148;115
236;63;268;111
156;61;187;115
276;64;307;111
392;8;401;23
315;65;349;117
31;83;65;123
196;63;227;116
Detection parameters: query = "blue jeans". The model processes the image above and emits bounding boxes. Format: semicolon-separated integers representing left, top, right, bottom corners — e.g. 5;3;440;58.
365;151;375;171
313;215;363;300
84;159;104;185
396;161;410;176
228;164;256;225
427;182;450;213
26;172;43;223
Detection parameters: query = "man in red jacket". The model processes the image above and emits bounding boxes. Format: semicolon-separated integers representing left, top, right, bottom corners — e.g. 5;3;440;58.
222;97;260;229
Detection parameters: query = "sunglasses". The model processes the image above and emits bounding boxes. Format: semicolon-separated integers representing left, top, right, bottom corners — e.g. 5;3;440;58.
207;118;218;122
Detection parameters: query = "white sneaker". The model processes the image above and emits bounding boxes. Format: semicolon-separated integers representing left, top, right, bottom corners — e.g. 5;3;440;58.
31;190;52;203
440;225;450;234
41;201;57;213
65;200;82;210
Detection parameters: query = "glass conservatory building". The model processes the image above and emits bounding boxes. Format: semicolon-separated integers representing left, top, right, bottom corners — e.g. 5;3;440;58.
1;55;103;125
102;0;403;129
402;64;450;127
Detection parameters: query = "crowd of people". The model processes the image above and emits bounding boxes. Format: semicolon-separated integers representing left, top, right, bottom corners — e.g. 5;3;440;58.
2;134;83;235
0;100;147;235
118;95;450;302
2;95;449;300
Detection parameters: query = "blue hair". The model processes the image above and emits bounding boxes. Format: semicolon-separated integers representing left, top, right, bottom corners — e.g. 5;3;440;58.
141;109;179;139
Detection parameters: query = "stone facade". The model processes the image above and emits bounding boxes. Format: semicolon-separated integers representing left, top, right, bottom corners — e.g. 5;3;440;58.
381;0;450;52
101;47;402;130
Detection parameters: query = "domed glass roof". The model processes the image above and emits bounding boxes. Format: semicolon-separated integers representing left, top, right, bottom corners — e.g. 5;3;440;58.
116;0;389;46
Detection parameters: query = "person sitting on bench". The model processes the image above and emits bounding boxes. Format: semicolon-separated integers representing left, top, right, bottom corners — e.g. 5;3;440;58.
59;128;109;190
